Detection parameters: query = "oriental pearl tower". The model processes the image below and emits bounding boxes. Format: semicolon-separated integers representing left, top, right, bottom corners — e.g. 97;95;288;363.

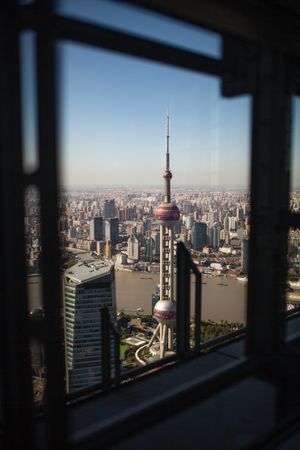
148;115;180;358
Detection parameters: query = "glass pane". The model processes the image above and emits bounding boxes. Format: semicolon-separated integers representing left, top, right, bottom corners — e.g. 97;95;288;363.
287;228;300;306
57;35;249;393
20;32;39;174
286;97;300;339
286;227;300;340
24;186;46;404
56;0;221;59
291;97;300;193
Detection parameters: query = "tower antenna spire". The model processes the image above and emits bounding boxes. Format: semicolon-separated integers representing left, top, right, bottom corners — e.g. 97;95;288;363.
166;113;170;170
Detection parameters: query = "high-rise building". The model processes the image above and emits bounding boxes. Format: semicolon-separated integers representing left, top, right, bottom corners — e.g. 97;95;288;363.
104;218;119;246
229;216;237;231
96;240;106;256
236;207;244;220
90;216;103;241
237;227;245;240
117;208;126;222
127;227;140;262
148;116;179;359
191;222;207;250
105;240;112;259
208;210;216;227
143;218;152;235
183;202;192;216
224;213;230;232
208;224;220;249
125;206;135;221
146;237;155;262
103;199;116;219
185;215;194;231
64;258;116;392
151;230;160;256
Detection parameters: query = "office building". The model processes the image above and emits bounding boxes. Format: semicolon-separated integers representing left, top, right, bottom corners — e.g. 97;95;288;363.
104;218;119;246
208;224;221;249
127;227;140;262
89;216;103;241
185;215;194;231
64;258;116;392
223;213;230;232
103;199;116;219
151;230;160;256
191;222;207;250
145;237;155;262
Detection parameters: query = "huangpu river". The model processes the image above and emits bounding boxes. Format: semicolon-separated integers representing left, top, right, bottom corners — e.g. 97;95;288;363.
27;271;247;324
115;271;246;323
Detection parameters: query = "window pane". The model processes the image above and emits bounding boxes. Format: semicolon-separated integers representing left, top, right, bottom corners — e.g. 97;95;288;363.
57;38;250;391
25;186;46;404
287;228;300;307
20;32;39;174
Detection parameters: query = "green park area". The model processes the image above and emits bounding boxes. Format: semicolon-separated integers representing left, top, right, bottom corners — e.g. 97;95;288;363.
120;343;129;358
119;313;243;367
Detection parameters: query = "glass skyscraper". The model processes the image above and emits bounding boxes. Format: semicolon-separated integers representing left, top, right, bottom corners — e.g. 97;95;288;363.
64;258;116;392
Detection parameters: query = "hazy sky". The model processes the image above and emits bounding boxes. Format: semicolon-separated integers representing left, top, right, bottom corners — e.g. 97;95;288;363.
20;0;300;189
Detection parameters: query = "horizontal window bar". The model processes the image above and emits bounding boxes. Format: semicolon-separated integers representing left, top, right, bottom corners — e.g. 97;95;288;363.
18;7;224;78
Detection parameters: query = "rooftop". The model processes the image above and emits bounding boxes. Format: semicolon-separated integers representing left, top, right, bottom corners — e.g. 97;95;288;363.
65;257;113;285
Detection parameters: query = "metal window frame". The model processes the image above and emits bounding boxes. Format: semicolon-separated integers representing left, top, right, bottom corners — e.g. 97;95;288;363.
1;1;298;449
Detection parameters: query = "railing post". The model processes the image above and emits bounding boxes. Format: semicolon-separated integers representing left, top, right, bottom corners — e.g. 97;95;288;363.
101;308;111;390
0;3;34;449
246;46;290;356
111;323;121;386
176;242;191;355
194;271;202;353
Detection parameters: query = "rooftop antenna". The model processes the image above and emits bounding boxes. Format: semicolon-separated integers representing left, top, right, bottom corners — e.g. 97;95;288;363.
166;111;170;170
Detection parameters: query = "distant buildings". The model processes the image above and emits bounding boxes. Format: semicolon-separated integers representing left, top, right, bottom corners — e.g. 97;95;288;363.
145;237;155;262
127;227;140;262
191;222;207;250
185;215;194;231
103;199;116;219
90;216;103;241
104;218;119;246
151;230;160;256
64;256;116;392
208;224;221;249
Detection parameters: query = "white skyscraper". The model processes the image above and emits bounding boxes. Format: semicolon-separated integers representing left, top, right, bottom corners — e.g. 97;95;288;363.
127;227;140;262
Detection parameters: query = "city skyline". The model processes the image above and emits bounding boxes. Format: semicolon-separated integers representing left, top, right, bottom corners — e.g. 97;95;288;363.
21;1;251;188
20;0;300;190
59;43;251;188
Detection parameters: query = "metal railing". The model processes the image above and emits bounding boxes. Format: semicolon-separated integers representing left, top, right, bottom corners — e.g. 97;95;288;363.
176;241;202;355
101;308;120;391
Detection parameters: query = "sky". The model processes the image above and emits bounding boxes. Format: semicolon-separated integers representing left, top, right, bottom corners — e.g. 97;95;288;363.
20;0;300;190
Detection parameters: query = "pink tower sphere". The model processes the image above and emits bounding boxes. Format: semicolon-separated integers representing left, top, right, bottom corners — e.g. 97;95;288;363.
155;202;180;223
154;299;176;324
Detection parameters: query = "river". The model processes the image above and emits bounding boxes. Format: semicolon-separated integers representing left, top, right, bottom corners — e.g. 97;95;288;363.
115;271;247;323
27;270;247;324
